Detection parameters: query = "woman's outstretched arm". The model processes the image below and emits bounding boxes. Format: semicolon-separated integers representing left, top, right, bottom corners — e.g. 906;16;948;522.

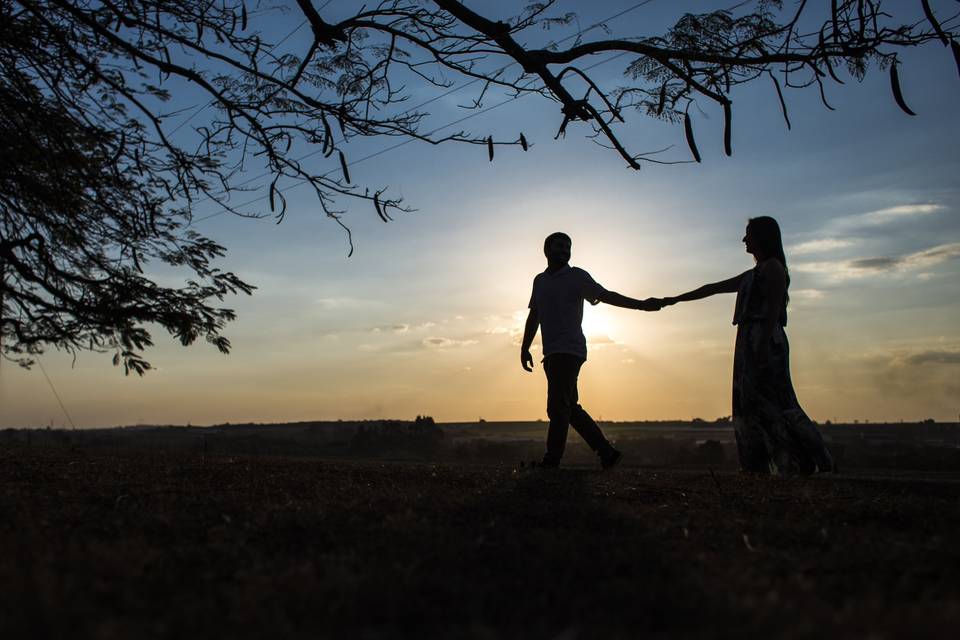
662;271;749;306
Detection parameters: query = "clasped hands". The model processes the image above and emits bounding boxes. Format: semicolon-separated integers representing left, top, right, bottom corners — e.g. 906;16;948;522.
637;296;678;312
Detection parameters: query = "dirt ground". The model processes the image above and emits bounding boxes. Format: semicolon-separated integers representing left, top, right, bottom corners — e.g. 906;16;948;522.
2;445;958;639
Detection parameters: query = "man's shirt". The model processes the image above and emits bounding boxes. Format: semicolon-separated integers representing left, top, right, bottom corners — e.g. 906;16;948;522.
528;265;607;360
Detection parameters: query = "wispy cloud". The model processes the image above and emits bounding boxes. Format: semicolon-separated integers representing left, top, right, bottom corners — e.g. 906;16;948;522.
794;242;960;280
854;203;945;226
422;337;479;349
849;243;960;273
315;297;381;310
790;239;855;255
790;289;825;305
825;204;946;233
902;350;960;366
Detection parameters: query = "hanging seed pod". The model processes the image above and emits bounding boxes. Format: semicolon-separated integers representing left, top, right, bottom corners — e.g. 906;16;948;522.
890;60;917;116
520;133;528;151
770;74;791;130
374;192;388;222
656;83;667;116
339;150;351;183
921;0;949;46
269;177;278;212
952;40;960;79
684;113;701;163
819;29;845;84
722;102;732;157
241;3;248;31
487;136;494;161
110;132;126;165
322;116;333;157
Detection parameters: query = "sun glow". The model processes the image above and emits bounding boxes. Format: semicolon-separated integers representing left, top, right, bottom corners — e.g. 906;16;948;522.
581;304;618;343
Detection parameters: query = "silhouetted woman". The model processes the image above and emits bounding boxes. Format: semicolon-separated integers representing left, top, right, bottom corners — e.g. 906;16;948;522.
661;216;834;475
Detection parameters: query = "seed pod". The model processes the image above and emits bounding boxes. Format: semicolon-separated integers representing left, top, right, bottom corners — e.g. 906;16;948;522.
770;74;791;130
890;60;917;116
322;116;333;156
269;177;278;212
921;0;949;47
952;40;960;80
723;102;732;157
374;192;388;222
819;29;844;85
110;132;126;165
684;112;701;163
656;83;667;116
241;3;248;31
339;150;351;183
487;136;494;161
520;133;528;151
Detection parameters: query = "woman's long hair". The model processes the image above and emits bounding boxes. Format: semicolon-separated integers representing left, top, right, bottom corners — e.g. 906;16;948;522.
748;215;790;303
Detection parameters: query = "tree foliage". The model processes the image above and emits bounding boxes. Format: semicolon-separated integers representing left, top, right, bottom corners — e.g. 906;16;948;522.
1;0;957;372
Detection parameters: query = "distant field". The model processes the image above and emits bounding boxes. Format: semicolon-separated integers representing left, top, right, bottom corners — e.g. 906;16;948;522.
5;419;959;472
2;445;958;638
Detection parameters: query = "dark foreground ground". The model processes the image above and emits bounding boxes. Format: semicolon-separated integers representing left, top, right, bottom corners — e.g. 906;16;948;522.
2;446;959;639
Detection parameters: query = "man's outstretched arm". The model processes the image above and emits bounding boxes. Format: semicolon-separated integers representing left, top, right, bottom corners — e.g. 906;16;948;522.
597;290;661;311
520;309;539;371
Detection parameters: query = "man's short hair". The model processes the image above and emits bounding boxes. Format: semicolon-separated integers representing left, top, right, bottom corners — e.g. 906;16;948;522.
543;231;572;255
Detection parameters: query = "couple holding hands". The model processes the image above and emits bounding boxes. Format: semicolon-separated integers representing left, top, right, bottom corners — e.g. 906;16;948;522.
521;217;834;475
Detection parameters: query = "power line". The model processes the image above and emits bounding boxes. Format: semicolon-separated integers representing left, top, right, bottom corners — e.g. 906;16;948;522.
36;359;77;430
168;0;337;136
189;1;655;225
190;49;631;224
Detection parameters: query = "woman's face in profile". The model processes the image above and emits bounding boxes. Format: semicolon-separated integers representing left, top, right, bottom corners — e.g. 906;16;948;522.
742;225;755;256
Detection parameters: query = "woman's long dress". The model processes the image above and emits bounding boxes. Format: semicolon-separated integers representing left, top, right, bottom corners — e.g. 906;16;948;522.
732;263;834;475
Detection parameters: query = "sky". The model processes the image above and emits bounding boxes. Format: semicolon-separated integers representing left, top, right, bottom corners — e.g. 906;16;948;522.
2;1;959;427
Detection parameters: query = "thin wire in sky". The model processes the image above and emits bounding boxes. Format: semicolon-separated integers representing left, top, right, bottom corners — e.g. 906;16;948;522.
189;1;656;225
36;359;77;430
189;48;632;224
168;0;337;136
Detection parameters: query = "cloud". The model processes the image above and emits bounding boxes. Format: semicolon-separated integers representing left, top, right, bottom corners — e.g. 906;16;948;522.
827;204;946;233
790;239;855;255
902;351;960;366
587;334;619;348
791;288;824;300
315;297;380;310
368;322;436;334
484;310;526;338
855;204;945;226
849;243;960;273
422;337;479;349
794;242;960;280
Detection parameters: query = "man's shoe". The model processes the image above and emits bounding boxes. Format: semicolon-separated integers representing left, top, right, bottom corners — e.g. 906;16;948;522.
537;456;560;470
600;448;623;470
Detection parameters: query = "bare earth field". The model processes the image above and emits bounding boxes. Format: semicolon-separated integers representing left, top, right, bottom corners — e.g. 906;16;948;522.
2;444;959;639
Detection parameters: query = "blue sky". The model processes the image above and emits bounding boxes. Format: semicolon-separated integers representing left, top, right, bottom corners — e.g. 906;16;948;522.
2;1;958;427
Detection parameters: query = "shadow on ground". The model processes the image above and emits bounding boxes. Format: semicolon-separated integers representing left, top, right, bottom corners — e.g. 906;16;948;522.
1;446;959;638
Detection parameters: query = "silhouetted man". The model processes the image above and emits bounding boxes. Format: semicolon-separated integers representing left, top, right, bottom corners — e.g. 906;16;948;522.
521;232;660;469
